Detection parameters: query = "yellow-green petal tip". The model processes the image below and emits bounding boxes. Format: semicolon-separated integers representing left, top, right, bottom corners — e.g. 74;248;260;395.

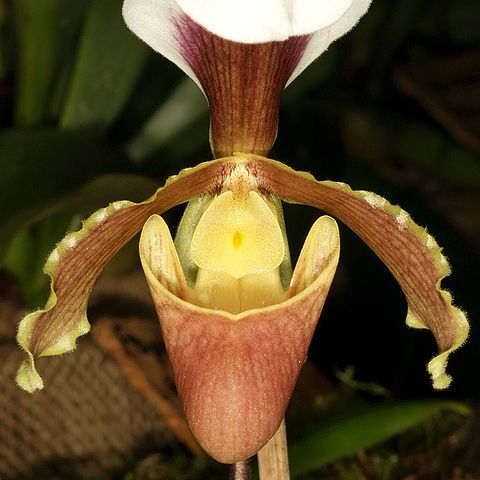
16;354;44;393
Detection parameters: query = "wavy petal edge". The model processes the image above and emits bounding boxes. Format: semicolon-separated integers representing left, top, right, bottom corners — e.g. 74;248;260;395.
16;159;228;392
246;155;469;390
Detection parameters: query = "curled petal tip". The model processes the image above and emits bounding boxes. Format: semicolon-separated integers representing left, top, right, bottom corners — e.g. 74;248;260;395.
15;160;228;392
428;308;469;390
249;156;469;391
16;354;44;393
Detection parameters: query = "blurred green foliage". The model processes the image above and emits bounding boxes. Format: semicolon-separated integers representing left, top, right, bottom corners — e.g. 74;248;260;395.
288;401;470;478
13;0;89;126
60;0;148;130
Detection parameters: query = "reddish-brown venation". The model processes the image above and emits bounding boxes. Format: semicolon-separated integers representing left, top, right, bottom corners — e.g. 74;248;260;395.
28;160;229;356
138;165;341;461
250;157;462;354
146;279;330;464
174;15;310;158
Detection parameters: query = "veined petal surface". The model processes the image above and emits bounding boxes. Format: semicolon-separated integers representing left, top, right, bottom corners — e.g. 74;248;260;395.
17;153;466;398
16;160;228;392
174;15;309;157
140;211;340;462
123;0;371;156
249;155;469;389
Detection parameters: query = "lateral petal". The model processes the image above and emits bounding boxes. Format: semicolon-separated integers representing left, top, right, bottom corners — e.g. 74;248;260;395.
16;159;227;392
251;156;469;390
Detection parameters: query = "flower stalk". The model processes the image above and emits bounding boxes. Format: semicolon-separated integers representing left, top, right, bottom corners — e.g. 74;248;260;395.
229;460;251;480
258;419;290;480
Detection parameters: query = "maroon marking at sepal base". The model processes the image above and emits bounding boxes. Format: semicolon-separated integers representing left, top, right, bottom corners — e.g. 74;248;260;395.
174;15;310;158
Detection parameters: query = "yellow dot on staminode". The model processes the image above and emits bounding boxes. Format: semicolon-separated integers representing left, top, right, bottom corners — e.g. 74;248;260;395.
191;190;285;279
232;230;243;249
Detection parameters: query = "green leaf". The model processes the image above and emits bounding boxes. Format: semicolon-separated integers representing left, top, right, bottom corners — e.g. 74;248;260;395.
0;0;11;80
13;0;88;126
342;108;480;190
0;128;126;258
2;172;157;307
289;400;469;477
3;214;82;309
52;172;159;216
61;0;148;131
110;56;183;143
126;78;208;162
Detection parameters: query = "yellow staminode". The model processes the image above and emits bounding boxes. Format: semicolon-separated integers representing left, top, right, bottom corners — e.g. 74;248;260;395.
191;190;285;279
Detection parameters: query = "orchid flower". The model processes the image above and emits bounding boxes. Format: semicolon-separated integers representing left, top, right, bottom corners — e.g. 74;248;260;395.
16;0;468;466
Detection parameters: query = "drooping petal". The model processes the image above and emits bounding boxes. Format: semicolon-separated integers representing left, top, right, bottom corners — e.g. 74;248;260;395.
139;213;340;463
16;159;228;392
248;155;469;390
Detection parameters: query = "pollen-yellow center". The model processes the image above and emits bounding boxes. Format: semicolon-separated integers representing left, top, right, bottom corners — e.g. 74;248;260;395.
232;230;243;249
190;190;285;279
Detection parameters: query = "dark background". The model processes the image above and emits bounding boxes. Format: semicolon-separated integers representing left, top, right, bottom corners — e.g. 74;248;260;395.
0;0;479;478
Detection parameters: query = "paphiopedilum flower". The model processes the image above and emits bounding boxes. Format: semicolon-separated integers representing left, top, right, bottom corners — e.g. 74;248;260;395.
17;0;468;466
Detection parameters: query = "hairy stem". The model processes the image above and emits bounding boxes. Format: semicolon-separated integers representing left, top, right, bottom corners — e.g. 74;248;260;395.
257;419;290;480
229;459;251;480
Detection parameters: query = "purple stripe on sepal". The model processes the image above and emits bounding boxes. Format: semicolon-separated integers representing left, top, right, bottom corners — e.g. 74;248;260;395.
174;14;310;158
